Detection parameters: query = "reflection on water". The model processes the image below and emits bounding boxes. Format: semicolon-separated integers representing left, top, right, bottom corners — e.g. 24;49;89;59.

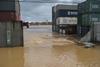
0;25;100;67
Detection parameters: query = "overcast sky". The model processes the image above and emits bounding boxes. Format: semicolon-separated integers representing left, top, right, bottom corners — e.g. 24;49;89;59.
20;0;85;22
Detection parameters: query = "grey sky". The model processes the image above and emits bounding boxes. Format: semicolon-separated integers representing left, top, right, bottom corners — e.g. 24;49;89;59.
20;0;85;22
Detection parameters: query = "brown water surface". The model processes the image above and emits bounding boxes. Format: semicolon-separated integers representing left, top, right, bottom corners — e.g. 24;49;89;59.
0;25;100;67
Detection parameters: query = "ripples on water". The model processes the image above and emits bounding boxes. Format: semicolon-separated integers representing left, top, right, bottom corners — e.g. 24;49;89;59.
0;25;100;67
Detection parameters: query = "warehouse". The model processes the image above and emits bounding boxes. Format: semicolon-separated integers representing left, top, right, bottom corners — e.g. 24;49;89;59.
0;0;23;47
52;5;78;34
78;0;100;42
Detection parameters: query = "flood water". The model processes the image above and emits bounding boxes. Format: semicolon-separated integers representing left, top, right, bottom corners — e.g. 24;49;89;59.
0;25;100;67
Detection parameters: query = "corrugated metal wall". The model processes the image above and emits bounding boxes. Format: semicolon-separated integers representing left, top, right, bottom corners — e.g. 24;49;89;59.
52;5;78;33
78;0;100;42
0;0;20;21
0;11;16;21
0;22;7;46
57;10;78;17
0;0;15;11
94;24;100;41
56;17;77;25
0;21;23;47
78;0;100;14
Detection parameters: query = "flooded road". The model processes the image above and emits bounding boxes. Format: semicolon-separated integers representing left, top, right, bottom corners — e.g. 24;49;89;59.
0;25;100;67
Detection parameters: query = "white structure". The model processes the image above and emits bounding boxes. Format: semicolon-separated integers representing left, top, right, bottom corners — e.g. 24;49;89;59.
56;17;77;25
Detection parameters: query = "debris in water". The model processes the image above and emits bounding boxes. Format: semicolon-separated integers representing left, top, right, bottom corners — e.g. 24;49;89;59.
83;42;95;48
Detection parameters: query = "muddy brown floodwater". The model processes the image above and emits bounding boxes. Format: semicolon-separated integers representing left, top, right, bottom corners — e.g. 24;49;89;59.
0;25;100;67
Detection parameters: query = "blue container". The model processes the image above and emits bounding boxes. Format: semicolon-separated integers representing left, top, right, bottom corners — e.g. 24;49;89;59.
0;0;19;11
57;10;78;17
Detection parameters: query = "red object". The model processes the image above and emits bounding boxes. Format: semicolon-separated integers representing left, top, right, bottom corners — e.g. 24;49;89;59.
0;11;20;21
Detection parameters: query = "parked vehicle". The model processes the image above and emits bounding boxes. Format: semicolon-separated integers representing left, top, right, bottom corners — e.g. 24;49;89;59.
22;22;29;28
